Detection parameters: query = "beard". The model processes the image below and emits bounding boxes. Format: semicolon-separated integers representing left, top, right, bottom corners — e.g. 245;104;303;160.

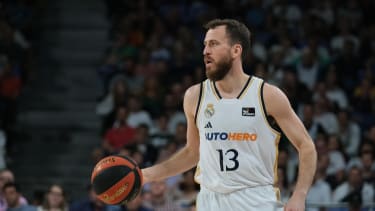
206;54;233;81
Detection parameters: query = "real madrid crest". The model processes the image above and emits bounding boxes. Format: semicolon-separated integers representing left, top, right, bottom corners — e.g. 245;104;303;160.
204;103;215;118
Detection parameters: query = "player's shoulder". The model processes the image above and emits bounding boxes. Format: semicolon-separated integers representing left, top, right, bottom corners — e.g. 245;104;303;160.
184;82;204;101
262;81;292;114
183;82;204;113
262;81;287;99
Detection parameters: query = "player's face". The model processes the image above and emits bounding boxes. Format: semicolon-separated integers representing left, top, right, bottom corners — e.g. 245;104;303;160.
203;26;234;81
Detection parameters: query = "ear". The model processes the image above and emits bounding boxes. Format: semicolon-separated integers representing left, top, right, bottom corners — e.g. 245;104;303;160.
232;44;242;59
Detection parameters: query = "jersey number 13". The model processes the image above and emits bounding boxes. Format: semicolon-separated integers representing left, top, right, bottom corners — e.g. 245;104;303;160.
217;149;239;171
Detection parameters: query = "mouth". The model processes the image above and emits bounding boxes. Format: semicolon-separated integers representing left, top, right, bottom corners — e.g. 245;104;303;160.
204;58;213;65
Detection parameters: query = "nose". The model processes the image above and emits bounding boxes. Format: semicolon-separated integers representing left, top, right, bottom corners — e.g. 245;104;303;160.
203;45;210;56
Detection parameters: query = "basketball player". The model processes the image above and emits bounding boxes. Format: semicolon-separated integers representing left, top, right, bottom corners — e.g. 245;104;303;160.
142;19;317;211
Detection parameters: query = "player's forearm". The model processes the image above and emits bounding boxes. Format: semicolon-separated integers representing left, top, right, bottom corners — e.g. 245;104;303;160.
142;146;199;184
293;141;317;196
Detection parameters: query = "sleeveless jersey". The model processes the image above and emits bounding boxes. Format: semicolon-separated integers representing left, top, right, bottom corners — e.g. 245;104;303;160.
194;76;281;194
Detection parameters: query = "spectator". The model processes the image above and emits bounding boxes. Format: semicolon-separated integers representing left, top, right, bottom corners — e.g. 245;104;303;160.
315;135;346;189
337;110;361;157
149;114;173;149
347;151;375;183
129;124;158;167
313;96;339;135
299;102;320;140
316;153;329;183
0;169;27;211
70;185;113;211
324;65;349;110
141;77;165;118
306;169;332;211
143;180;182;211
171;122;187;149
107;191;153;211
37;184;68;211
305;36;331;68
279;68;311;111
327;135;347;174
332;167;374;205
156;141;178;164
295;47;321;91
96;54;120;96
330;17;360;56
102;106;136;155
352;77;375;129
309;1;335;26
163;94;186;134
126;96;153;129
96;78;130;134
3;183;35;211
118;56;145;96
335;39;362;92
96;78;129;118
173;169;199;211
277;148;298;185
267;46;284;87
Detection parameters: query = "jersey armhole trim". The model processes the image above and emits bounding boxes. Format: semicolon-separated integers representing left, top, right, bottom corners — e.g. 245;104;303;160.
194;81;204;125
237;76;252;99
260;81;281;134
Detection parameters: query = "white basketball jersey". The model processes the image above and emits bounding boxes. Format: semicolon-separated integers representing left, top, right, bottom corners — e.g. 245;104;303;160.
194;76;281;194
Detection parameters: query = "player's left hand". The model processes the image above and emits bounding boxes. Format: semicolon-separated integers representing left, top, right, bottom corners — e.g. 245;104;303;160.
284;194;305;211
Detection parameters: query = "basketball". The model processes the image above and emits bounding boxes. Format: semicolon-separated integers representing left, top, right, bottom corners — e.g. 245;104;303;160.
90;155;143;205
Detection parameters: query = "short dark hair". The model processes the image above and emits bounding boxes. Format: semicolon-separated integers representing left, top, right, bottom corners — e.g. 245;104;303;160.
3;182;20;193
204;19;251;61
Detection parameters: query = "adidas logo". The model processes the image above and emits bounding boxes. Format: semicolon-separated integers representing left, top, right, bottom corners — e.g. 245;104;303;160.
204;122;213;128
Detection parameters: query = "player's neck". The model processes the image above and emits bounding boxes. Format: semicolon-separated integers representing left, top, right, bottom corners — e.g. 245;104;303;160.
214;70;249;98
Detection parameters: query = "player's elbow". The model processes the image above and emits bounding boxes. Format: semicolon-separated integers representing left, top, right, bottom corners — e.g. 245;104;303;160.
300;139;317;161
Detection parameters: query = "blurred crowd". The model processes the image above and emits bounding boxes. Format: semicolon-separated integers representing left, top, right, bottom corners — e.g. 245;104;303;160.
0;0;41;170
1;0;375;211
93;0;375;210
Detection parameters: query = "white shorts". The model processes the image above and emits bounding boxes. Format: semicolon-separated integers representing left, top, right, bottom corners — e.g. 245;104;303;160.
197;185;284;211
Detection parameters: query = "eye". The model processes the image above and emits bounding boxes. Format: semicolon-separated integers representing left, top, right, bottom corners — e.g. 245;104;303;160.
210;41;219;47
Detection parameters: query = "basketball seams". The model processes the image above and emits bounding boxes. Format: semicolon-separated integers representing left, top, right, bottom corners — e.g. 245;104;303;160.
97;171;136;205
91;155;143;205
92;165;133;194
91;156;136;180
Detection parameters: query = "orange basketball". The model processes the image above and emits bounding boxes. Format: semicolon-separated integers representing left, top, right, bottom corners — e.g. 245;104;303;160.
90;155;143;205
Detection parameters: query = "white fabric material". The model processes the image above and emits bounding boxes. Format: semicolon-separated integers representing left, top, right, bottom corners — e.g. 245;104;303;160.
197;185;283;211
195;77;280;194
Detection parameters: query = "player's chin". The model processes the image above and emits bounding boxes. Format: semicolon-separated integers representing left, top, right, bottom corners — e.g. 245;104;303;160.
205;67;215;76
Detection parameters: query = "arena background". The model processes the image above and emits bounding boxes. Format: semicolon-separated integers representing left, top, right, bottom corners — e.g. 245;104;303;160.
0;0;374;210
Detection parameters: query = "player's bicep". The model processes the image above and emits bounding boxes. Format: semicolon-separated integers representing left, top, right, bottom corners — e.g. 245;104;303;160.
263;83;312;149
